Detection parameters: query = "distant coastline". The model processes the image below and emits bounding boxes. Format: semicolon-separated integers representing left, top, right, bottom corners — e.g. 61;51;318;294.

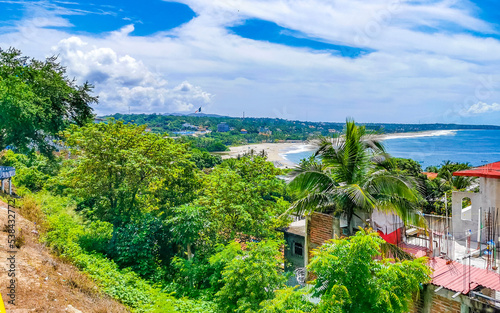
223;130;460;168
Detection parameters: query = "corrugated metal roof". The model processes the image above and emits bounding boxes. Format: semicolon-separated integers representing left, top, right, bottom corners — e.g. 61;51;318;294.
453;161;500;179
429;257;500;294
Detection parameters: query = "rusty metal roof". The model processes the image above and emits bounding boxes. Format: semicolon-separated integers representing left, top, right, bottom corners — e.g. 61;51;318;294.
453;161;500;179
429;257;500;294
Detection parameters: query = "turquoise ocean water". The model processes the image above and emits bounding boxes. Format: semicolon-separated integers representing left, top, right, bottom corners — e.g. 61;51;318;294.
283;130;500;170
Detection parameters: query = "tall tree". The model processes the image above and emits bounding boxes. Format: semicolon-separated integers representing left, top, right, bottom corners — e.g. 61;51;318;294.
0;48;97;155
289;119;424;233
197;156;289;242
61;120;198;226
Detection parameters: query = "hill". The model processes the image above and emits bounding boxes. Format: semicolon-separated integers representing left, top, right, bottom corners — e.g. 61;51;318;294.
0;200;129;313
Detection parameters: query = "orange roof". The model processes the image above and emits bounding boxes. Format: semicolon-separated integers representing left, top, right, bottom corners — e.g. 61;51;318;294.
422;172;438;180
453;161;500;179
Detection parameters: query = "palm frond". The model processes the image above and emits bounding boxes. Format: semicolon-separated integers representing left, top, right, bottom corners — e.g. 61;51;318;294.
289;170;337;195
379;241;415;260
285;192;336;216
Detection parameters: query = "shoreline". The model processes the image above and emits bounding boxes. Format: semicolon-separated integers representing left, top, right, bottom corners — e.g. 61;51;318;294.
221;143;304;169
222;130;459;169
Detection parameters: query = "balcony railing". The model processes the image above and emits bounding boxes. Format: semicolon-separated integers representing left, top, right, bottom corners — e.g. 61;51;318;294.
0;166;15;180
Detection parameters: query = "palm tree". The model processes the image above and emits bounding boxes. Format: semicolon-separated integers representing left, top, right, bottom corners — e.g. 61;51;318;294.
288;119;425;235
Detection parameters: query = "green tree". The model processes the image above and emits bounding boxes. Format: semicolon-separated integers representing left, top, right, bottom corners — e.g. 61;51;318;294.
61;120;198;226
0;150;61;191
214;240;286;313
289;119;424;234
0;48;96;155
190;148;222;169
392;158;423;177
197;156;289;242
308;229;431;313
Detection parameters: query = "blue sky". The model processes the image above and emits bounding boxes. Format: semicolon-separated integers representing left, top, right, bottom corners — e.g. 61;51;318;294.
1;0;500;124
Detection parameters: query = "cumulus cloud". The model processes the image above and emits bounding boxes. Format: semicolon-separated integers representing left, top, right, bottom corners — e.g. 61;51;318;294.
461;102;500;115
52;36;213;114
1;0;500;123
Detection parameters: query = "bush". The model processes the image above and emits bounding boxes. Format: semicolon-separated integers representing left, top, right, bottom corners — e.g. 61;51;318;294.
214;240;286;313
108;214;172;281
78;220;113;254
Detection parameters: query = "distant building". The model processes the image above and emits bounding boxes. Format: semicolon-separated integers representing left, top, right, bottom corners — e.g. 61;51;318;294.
240;129;248;134
258;127;272;136
217;122;230;132
182;123;197;130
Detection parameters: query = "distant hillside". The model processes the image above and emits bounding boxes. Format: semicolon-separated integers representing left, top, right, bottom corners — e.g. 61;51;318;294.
105;113;500;133
103;113;500;149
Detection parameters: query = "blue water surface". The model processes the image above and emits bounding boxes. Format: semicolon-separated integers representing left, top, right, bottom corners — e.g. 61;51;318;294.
284;130;500;170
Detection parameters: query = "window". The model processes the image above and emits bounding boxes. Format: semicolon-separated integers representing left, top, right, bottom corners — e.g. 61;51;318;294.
294;242;303;256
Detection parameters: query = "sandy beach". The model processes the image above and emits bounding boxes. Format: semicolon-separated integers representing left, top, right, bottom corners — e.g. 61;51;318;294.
221;130;458;169
221;142;312;169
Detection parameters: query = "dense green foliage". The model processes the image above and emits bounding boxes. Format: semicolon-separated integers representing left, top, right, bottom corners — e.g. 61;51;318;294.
392;158;475;215
0;48;96;155
61;120;198;226
214;240;286;313
0;150;61;191
307;229;431;313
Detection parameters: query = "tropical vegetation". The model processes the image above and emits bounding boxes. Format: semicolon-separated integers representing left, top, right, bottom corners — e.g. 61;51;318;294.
288;120;425;234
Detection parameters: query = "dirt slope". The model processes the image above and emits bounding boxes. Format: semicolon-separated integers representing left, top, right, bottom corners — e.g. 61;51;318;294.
0;200;130;313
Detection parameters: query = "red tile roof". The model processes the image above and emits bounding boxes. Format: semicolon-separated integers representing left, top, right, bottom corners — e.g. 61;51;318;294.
453;162;500;179
429;257;500;294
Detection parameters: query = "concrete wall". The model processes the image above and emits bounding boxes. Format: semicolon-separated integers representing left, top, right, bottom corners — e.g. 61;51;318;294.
284;232;305;271
452;191;483;242
452;177;500;243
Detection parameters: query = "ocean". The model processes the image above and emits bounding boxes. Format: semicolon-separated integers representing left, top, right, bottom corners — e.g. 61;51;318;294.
282;130;500;170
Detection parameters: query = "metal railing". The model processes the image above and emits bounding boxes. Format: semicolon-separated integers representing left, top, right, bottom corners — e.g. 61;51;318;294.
0;166;15;180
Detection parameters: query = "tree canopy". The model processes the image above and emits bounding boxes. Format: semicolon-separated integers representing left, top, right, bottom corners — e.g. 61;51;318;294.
308;229;431;313
60;120;198;226
0;48;97;155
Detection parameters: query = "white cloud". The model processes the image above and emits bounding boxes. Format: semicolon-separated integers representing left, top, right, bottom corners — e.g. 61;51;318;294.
461;102;500;115
0;0;499;123
52;36;213;115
